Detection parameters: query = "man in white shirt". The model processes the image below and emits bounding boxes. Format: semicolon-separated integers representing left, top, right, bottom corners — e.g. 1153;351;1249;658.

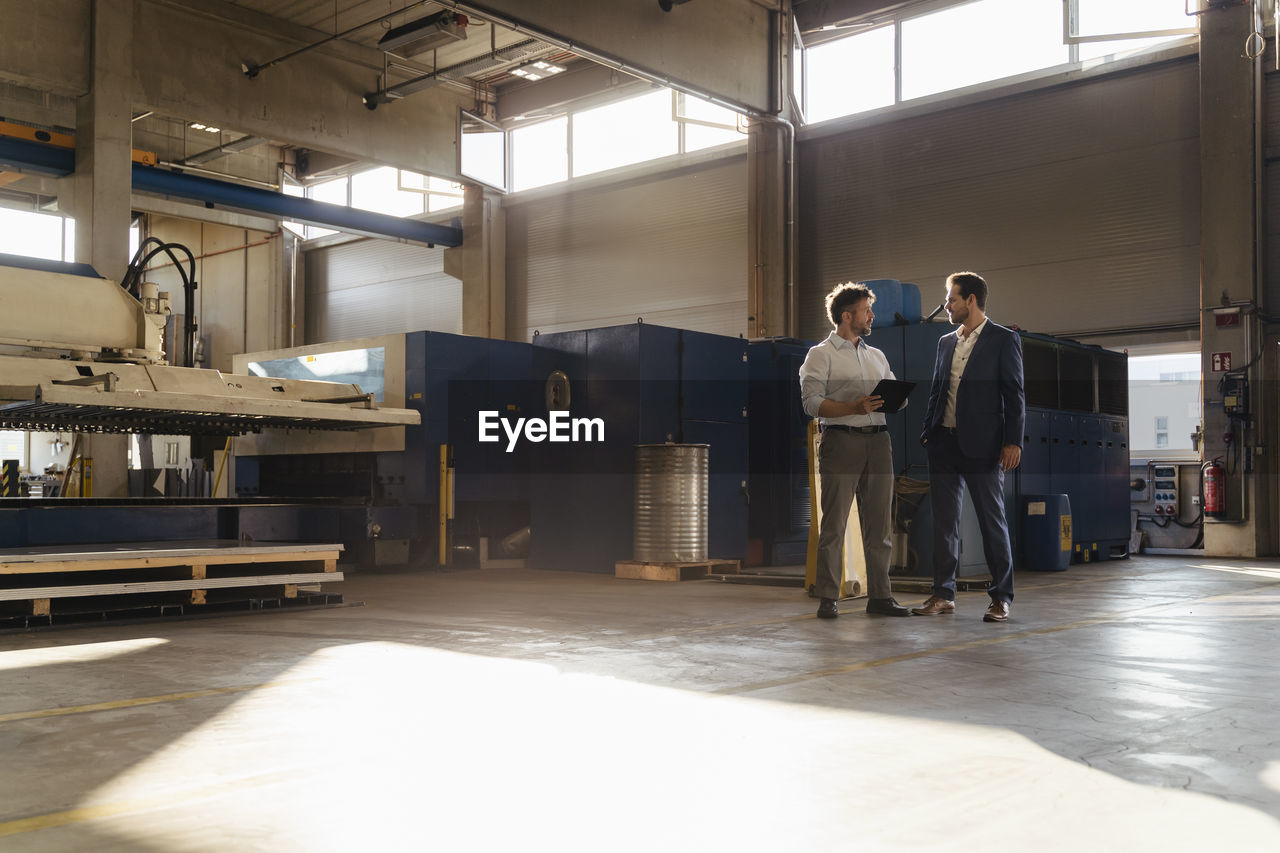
799;282;912;619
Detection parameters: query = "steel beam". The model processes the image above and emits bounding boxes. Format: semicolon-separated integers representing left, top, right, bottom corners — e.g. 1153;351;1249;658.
0;137;461;246
132;165;462;247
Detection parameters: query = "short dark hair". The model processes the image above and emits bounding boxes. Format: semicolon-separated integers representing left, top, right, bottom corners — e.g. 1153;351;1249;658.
825;282;875;327
946;271;988;311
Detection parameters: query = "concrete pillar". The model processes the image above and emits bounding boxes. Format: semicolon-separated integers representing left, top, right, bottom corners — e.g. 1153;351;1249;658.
66;0;134;284
449;184;507;340
1198;2;1270;556
65;0;135;498
747;118;792;338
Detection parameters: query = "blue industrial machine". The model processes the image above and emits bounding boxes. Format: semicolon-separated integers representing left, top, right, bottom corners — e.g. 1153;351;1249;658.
752;278;1130;578
233;331;537;566
746;338;814;567
877;309;1130;574
529;322;749;573
234;323;752;573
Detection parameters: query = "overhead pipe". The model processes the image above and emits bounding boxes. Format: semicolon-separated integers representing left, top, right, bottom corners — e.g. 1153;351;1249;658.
752;7;797;338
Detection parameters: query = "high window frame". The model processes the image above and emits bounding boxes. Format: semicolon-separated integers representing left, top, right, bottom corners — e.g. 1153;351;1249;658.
506;86;748;194
801;0;1198;126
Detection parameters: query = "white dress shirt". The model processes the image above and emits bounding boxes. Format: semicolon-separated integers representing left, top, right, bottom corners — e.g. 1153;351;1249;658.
941;318;988;428
799;331;897;427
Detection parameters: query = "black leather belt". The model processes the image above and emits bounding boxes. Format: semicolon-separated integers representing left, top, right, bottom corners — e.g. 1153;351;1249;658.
821;424;887;434
939;426;958;434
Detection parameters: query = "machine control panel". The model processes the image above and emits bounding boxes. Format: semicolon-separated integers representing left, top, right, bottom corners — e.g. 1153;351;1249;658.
1152;464;1178;516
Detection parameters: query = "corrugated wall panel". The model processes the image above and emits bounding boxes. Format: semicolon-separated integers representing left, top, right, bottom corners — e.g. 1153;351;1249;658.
799;59;1200;340
507;155;747;340
304;239;460;343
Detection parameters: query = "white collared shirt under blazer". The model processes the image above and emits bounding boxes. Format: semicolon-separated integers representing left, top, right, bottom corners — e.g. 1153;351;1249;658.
799;331;898;428
941;317;988;428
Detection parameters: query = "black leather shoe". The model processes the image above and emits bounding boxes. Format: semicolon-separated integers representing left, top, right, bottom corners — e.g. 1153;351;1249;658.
865;597;912;617
816;598;839;619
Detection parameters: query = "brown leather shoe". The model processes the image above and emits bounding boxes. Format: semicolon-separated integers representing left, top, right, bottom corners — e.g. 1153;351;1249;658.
983;599;1010;622
911;595;955;616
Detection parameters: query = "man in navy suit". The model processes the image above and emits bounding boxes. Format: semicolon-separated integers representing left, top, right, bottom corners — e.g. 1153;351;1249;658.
912;272;1025;622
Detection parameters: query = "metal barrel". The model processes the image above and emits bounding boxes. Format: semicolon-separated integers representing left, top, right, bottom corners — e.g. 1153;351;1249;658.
633;444;708;563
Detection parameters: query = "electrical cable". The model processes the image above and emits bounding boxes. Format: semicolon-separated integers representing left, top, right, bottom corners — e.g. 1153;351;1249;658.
120;239;199;366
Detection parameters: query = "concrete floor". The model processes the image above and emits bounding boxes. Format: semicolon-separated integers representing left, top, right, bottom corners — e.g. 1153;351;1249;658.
1;555;1279;851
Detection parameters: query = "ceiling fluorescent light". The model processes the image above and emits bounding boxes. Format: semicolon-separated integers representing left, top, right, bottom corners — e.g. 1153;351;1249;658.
509;59;566;81
378;11;468;57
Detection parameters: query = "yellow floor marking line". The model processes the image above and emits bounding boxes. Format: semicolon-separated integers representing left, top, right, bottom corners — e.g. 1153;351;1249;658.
0;767;307;838
0;678;316;725
721;579;1280;695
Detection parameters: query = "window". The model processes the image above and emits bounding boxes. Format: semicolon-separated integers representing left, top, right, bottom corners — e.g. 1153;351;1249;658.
1073;0;1193;40
0;430;24;470
791;25;805;115
352;167;426;218
0;208;67;261
512;117;568;191
305;177;348;240
805;25;895;122
460;110;507;192
801;0;1194;124
1127;349;1200;456
1073;0;1195;61
396;171;464;212
572;89;679;178
901;0;1067;101
674;92;744;152
503;87;745;193
280;173;305;238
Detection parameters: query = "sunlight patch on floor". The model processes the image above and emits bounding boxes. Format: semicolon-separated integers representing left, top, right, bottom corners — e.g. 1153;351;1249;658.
52;640;1280;852
0;638;168;672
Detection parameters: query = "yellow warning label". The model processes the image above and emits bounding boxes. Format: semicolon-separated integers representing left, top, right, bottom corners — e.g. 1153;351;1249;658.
1060;515;1073;552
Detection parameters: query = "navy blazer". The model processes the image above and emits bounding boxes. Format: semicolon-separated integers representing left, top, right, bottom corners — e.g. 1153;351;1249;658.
920;321;1026;461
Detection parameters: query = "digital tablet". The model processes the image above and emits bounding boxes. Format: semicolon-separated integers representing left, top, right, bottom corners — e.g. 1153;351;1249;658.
870;379;916;413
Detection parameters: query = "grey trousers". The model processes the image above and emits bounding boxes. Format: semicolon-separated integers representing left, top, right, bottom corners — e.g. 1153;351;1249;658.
814;429;894;601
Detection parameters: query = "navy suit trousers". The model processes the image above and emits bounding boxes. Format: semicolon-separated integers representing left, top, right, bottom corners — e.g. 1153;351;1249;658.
926;431;1014;603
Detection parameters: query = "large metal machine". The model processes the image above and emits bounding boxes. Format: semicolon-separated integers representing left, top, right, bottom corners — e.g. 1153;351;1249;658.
0;254;418;436
0;253;419;554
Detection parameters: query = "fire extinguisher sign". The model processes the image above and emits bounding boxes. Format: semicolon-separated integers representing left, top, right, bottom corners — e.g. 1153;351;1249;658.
1211;352;1232;372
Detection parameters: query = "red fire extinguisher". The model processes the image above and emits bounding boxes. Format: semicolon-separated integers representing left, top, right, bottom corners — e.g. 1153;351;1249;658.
1203;458;1226;519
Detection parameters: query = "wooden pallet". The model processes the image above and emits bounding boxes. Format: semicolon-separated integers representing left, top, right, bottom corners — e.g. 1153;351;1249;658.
615;559;741;582
0;540;344;623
